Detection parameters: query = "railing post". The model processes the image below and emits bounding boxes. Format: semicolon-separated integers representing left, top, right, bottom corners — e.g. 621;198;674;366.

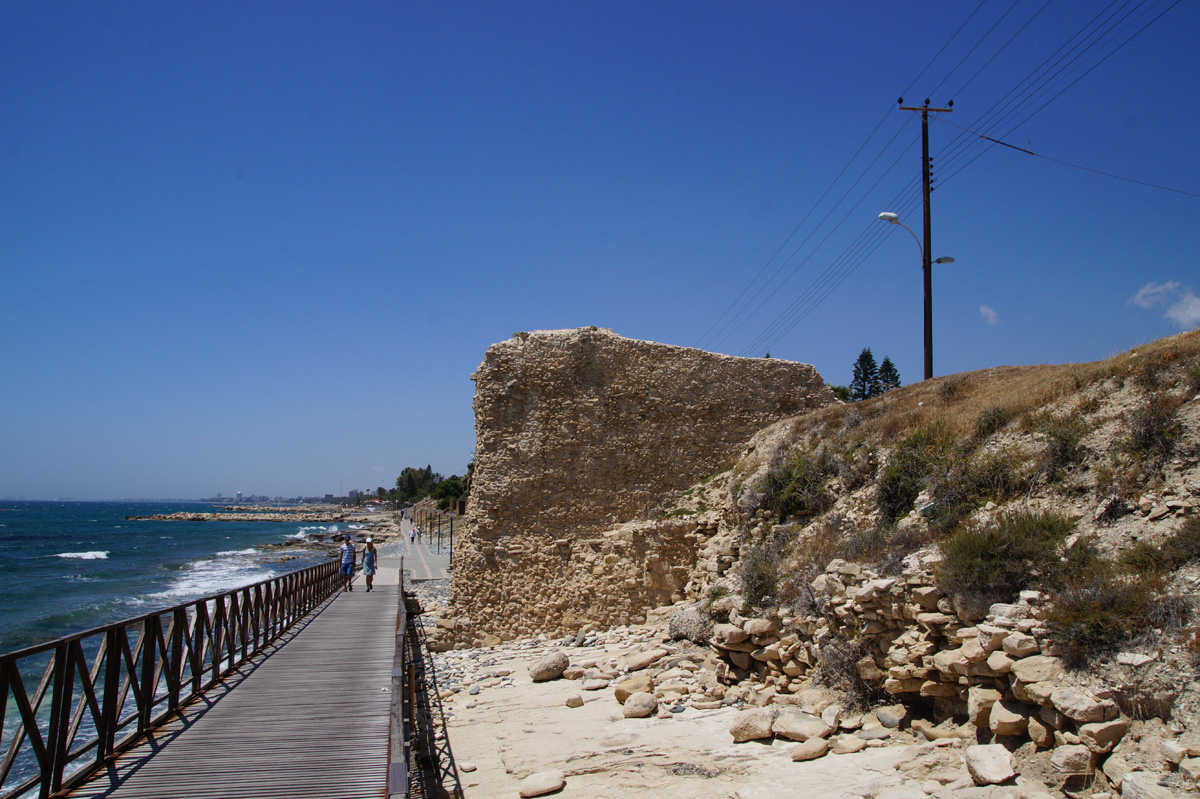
139;616;158;733
212;597;225;686
170;607;185;712
45;642;71;797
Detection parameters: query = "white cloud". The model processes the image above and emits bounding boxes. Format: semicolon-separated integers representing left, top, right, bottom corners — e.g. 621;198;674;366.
979;304;999;325
1128;281;1200;329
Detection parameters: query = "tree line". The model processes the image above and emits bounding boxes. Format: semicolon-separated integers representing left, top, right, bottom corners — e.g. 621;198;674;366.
369;462;474;510
829;347;900;402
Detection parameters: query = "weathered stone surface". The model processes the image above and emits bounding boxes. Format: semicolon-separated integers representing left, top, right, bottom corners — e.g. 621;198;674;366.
875;704;907;728
1079;718;1128;753
519;769;566;797
730;708;776;742
772;710;834;742
443;328;834;643
1050;744;1093;774
968;686;1003;728
622;691;657;718
529;650;569;682
668;603;713;644
1121;772;1178;799
830;735;868;754
1050;687;1118;723
1009;655;1064;684
964;744;1016;785
614;674;655;703
791;738;830;761
565;693;584;708
988;700;1029;737
625;649;667;672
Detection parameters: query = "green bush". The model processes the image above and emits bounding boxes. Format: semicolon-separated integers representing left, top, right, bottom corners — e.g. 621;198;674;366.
740;541;780;609
1122;394;1183;466
762;446;837;522
926;451;1027;535
935;510;1076;608
1118;517;1200;577
877;422;956;523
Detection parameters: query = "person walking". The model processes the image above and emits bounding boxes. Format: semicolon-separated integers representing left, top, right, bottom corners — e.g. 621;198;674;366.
362;538;378;592
339;535;357;592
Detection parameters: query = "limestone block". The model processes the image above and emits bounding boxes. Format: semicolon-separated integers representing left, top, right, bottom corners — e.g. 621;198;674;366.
875;704;907;728
713;623;749;646
1101;754;1133;790
1178;757;1200;783
931;647;970;675
772;710;834;742
1023;681;1057;706
988;700;1030;737
743;617;779;636
614;674;654;703
968;687;1003;728
1079;718;1127;753
1162;739;1188;765
1027;715;1053;748
625;648;667;672
1050;744;1094;775
985;650;1015;674
964;744;1016;785
1050;687;1118;723
1009;655;1064;684
920;680;960;698
975;624;1008;652
1002;631;1039;657
729;708;776;742
885;677;924;694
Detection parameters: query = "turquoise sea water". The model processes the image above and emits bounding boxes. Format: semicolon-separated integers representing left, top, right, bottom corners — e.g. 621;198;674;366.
0;501;344;655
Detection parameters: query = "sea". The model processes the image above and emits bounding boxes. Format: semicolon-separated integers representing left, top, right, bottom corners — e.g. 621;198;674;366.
0;500;351;656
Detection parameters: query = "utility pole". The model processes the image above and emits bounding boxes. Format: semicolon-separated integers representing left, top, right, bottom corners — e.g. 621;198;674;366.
898;98;951;381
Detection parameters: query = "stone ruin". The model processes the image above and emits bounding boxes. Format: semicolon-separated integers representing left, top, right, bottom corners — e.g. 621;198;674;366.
434;327;835;647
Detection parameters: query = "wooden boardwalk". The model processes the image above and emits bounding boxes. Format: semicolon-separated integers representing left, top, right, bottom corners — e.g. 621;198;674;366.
64;585;399;799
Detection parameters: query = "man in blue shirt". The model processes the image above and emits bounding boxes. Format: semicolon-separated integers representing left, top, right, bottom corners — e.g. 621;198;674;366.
339;535;357;592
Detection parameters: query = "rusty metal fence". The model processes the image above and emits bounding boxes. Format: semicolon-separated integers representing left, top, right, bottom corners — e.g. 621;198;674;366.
0;560;341;799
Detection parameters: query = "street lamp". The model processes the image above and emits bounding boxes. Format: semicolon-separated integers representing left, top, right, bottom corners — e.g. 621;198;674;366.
878;211;954;380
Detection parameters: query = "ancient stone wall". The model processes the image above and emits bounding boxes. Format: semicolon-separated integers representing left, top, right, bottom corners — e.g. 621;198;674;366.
440;327;834;646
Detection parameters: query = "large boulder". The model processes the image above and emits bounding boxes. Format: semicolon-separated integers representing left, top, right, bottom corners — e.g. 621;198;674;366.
729;708;776;742
614;674;655;703
772;710;834;742
668;603;714;644
622;692;657;718
528;650;570;682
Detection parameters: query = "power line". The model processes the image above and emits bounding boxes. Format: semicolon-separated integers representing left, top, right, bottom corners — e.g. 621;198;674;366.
937;118;1200;198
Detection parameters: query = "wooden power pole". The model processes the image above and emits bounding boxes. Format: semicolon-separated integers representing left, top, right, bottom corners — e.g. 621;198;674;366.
898;99;951;381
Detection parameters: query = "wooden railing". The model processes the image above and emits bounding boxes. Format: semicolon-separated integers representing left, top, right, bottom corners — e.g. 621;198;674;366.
0;560;341;799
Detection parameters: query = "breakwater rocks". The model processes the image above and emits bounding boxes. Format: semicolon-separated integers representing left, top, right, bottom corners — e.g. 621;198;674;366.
446;327;834;643
126;511;351;522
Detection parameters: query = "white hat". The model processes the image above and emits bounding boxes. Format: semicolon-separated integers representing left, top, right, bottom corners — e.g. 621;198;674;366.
366;537;373;543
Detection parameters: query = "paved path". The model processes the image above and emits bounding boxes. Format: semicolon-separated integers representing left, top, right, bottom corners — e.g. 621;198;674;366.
386;517;451;581
64;585;399;799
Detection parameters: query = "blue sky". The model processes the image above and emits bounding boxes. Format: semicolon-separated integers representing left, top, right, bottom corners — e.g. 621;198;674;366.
2;2;1197;500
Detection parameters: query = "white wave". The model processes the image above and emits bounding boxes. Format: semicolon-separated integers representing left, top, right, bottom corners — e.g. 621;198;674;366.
297;525;327;533
142;554;278;604
56;551;109;560
215;548;259;556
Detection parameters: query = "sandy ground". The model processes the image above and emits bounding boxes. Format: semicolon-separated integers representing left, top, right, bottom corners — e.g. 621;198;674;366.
435;636;962;799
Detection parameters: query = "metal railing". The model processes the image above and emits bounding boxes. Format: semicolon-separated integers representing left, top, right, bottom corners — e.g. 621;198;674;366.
0;560;341;799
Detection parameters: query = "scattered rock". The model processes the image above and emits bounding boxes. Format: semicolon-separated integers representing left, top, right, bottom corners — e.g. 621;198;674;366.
528;651;569;682
791;738;830;761
964;744;1016;785
518;769;566;797
622;691;657;718
729;708;776;742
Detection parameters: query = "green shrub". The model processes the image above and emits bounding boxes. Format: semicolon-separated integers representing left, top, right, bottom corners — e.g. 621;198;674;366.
1122;394;1183;466
762;446;837;522
740;541;780;609
877;422;956;523
935;510;1076;607
1118;517;1200;577
1026;412;1089;481
926;451;1027;535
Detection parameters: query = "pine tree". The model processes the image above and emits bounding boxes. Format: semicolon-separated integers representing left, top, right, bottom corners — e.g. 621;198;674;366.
850;348;880;401
879;356;901;392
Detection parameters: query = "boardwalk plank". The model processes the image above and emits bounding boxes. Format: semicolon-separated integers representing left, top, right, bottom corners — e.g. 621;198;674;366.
64;587;397;799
